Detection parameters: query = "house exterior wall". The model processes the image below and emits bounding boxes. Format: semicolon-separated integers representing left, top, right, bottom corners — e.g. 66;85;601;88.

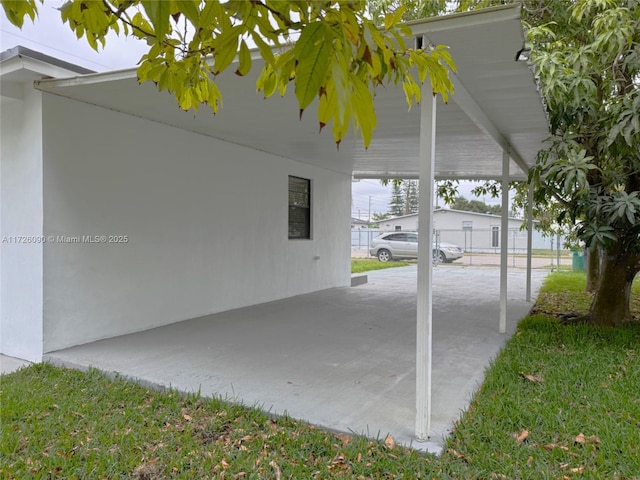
41;93;351;353
378;215;419;232
0;87;45;362
433;210;525;253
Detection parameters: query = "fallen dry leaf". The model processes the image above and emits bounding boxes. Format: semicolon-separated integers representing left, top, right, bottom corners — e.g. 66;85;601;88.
514;430;529;444
575;433;601;445
520;372;543;383
384;434;395;449
132;463;161;480
586;435;601;444
448;448;464;458
269;460;282;480
336;433;352;447
447;448;471;463
571;466;586;473
543;443;569;451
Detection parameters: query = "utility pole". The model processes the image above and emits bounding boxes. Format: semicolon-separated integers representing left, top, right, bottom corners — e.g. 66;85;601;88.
368;196;372;223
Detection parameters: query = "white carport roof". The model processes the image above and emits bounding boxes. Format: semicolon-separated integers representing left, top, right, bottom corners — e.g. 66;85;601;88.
33;3;548;181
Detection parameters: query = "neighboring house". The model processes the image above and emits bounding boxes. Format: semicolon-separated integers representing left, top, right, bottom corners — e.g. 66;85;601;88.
351;217;370;229
378;209;565;253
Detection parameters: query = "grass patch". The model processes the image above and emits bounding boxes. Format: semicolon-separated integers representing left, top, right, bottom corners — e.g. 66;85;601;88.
531;271;640;318
530;249;572;257
531;271;594;316
351;258;411;273
444;315;640;478
1;365;435;479
3;272;640;478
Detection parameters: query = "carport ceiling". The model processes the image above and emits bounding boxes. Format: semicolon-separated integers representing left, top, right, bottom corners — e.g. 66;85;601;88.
35;4;548;181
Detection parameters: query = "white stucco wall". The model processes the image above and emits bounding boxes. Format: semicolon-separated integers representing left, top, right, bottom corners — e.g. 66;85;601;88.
378;215;419;232
41;93;351;352
0;87;45;362
435;210;523;252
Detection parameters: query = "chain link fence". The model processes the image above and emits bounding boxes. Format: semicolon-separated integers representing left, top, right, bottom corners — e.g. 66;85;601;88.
351;228;571;269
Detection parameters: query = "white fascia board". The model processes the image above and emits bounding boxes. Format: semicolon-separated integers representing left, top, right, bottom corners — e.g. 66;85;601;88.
33;46;269;92
0;55;25;76
1;55;87;82
406;3;521;34
34;67;138;90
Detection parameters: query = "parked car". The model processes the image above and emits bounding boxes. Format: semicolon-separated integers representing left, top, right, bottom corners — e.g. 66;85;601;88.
369;232;464;263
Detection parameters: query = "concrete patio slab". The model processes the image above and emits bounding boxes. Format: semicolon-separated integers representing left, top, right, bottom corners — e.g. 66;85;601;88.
0;355;31;374
44;264;547;453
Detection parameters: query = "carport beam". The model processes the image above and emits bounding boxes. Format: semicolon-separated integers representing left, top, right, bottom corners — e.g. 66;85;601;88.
415;83;437;441
499;150;509;334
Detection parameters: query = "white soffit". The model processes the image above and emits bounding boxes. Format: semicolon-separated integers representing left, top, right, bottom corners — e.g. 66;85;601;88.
33;4;548;180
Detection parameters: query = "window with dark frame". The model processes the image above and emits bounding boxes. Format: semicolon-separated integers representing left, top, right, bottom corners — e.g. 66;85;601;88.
491;226;500;248
288;176;311;239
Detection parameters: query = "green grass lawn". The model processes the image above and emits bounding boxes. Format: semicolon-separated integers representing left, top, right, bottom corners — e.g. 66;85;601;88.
351;257;411;273
2;272;640;479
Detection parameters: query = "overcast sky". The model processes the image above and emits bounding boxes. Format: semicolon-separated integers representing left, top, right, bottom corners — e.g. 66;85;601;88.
0;2;147;71
1;4;502;219
350;179;502;221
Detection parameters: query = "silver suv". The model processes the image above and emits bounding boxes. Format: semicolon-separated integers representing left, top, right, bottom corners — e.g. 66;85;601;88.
369;232;464;263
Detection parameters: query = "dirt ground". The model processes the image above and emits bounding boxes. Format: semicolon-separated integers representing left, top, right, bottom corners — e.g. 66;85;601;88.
351;250;572;270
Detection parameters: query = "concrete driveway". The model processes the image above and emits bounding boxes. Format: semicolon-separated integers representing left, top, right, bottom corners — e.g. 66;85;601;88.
44;264;547;452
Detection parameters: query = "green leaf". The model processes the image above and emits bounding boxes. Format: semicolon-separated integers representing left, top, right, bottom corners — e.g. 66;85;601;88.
349;73;376;148
402;78;421;109
131;11;153;39
257;68;277;98
235;40;252;76
1;0;37;28
175;0;199;25
383;6;405;31
294;22;330;111
141;0;171;40
198;0;218;28
318;80;336;133
212;25;242;75
252;32;275;66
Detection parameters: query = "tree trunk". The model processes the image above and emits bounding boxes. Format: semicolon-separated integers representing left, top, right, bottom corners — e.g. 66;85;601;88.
587;249;638;326
585;244;600;293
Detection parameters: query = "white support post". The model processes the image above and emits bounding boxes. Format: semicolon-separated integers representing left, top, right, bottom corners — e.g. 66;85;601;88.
415;81;437;442
526;181;534;302
499;150;509;334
